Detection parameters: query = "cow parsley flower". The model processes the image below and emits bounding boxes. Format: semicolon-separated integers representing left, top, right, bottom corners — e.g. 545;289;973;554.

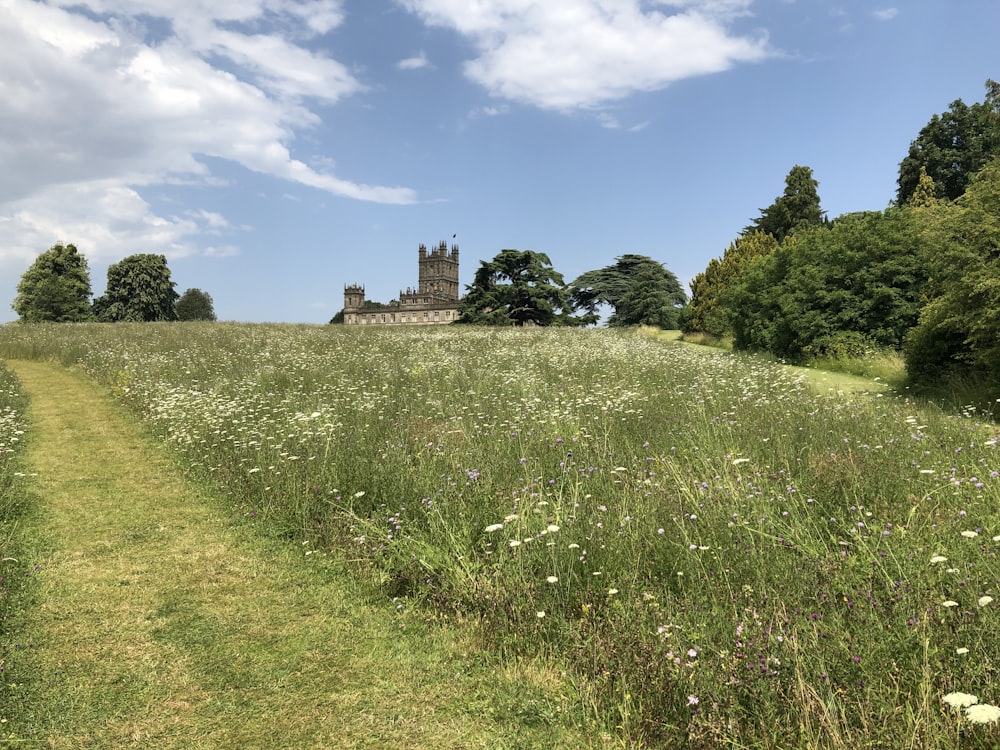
965;703;1000;724
942;692;979;709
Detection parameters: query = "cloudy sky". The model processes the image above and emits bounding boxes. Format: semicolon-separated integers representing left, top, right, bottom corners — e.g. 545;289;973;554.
1;0;997;322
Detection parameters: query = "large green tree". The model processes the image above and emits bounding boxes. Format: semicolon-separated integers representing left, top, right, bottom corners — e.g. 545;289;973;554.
93;254;179;322
684;231;778;337
744;165;824;243
457;249;588;327
568;254;685;328
12;242;93;322
904;157;1000;392
175;288;216;321
728;210;931;360
897;81;1000;205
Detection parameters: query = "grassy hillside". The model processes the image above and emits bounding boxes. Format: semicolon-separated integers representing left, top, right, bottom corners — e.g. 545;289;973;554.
2;322;999;747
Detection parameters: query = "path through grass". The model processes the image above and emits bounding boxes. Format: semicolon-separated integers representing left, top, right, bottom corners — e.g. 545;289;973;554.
1;361;590;749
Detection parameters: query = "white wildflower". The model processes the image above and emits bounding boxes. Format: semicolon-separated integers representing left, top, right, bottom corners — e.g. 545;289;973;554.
965;703;1000;724
942;692;979;709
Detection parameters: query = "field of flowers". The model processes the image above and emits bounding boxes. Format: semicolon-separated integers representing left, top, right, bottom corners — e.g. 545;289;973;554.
0;364;29;651
1;322;998;747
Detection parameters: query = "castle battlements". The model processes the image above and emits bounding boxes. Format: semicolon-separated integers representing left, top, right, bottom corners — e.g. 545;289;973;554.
343;242;460;326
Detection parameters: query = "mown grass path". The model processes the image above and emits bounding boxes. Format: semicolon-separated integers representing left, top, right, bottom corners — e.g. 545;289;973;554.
3;361;587;749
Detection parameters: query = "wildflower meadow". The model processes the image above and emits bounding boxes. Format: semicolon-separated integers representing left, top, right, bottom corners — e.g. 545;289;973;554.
0;364;30;667
1;322;998;747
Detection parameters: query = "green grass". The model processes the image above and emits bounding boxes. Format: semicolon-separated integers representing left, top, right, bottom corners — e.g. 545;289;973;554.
0;361;33;712
0;358;593;748
1;322;999;747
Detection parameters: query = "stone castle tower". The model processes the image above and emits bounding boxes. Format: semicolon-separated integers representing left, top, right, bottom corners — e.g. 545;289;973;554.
343;241;460;326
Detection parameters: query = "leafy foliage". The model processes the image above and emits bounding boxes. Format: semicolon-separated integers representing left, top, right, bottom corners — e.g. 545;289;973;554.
93;254;179;322
728;211;932;361
897;81;1000;205
569;254;685;328
744;165;824;242
904;157;1000;393
685;231;778;338
458;249;589;327
175;288;216;321
12;243;93;322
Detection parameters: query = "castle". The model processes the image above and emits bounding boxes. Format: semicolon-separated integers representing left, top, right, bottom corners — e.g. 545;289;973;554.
343;241;460;326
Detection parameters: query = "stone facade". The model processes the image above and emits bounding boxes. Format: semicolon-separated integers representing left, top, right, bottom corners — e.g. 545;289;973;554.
344;241;460;326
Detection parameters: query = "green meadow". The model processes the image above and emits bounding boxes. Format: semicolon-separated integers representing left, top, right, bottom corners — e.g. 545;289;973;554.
1;322;999;748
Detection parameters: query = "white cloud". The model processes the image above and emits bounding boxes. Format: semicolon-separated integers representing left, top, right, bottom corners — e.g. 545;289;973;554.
205;245;241;258
398;0;771;110
0;0;416;268
0;182;210;264
872;8;898;21
398;51;431;70
598;112;621;129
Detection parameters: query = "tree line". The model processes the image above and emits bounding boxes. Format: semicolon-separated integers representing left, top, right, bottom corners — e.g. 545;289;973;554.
454;249;687;328
683;79;1000;398
12;247;216;322
331;251;689;329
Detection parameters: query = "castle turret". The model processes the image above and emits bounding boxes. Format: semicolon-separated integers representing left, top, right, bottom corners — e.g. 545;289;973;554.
418;241;460;301
344;284;365;311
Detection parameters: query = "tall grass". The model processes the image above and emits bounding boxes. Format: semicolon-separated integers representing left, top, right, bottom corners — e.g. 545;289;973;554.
1;322;999;747
805;347;908;390
0;362;33;690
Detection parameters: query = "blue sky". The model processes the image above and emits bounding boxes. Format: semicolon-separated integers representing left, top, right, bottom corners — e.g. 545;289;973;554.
1;0;997;323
